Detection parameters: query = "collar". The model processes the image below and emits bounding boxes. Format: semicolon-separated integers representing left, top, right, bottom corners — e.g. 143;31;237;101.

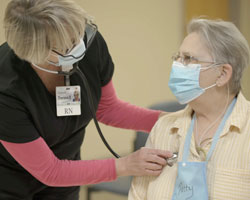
221;92;248;135
169;92;249;137
169;105;193;137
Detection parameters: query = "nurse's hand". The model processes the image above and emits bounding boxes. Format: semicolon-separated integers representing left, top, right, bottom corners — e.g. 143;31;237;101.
115;147;173;177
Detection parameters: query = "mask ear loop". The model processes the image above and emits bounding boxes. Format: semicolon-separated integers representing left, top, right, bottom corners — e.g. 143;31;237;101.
201;64;224;90
203;83;217;90
32;63;59;74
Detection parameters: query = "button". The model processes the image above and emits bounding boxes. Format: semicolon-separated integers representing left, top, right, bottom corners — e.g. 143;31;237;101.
182;162;186;167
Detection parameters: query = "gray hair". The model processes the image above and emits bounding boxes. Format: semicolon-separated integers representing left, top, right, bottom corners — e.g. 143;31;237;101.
187;18;250;94
4;0;91;64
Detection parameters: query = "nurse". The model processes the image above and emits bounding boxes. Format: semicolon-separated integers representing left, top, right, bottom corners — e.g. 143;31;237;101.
0;0;172;199
129;18;250;200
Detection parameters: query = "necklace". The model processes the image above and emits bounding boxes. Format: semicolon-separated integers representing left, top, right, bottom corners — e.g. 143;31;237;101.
195;86;230;156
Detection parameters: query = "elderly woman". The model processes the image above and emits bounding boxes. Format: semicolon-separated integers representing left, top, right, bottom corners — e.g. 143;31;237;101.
129;18;250;200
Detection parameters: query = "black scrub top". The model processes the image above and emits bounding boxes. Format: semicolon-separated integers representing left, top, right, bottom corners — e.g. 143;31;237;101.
0;31;114;195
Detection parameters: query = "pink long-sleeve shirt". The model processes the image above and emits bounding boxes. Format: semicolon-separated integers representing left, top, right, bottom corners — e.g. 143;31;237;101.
0;80;161;186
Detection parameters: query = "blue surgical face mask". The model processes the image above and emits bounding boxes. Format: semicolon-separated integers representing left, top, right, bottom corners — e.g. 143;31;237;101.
48;38;86;67
168;61;217;104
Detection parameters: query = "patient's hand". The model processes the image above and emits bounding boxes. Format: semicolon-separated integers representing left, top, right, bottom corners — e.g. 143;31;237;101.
115;147;173;177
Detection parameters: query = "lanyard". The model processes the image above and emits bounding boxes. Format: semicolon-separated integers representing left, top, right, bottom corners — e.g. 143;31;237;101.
182;98;236;162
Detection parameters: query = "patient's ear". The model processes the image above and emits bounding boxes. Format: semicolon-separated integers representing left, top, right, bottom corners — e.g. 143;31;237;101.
216;64;232;87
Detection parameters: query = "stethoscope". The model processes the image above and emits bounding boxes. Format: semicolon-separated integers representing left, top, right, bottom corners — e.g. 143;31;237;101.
33;23;120;158
74;64;120;158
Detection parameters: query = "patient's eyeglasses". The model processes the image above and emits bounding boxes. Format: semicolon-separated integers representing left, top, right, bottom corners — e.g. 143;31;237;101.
171;53;216;66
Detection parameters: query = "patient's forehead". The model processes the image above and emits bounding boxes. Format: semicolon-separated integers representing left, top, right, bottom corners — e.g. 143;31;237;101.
179;32;212;61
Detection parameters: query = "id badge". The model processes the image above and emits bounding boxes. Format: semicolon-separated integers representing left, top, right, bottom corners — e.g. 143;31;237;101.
56;86;81;116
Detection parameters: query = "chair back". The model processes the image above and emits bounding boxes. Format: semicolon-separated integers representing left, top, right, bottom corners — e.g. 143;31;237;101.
134;101;186;151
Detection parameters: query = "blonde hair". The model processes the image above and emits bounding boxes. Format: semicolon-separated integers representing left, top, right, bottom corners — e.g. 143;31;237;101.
4;0;91;64
187;18;250;94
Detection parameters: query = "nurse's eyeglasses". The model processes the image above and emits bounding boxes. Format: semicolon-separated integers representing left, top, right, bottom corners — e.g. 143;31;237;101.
172;52;216;66
52;23;98;59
